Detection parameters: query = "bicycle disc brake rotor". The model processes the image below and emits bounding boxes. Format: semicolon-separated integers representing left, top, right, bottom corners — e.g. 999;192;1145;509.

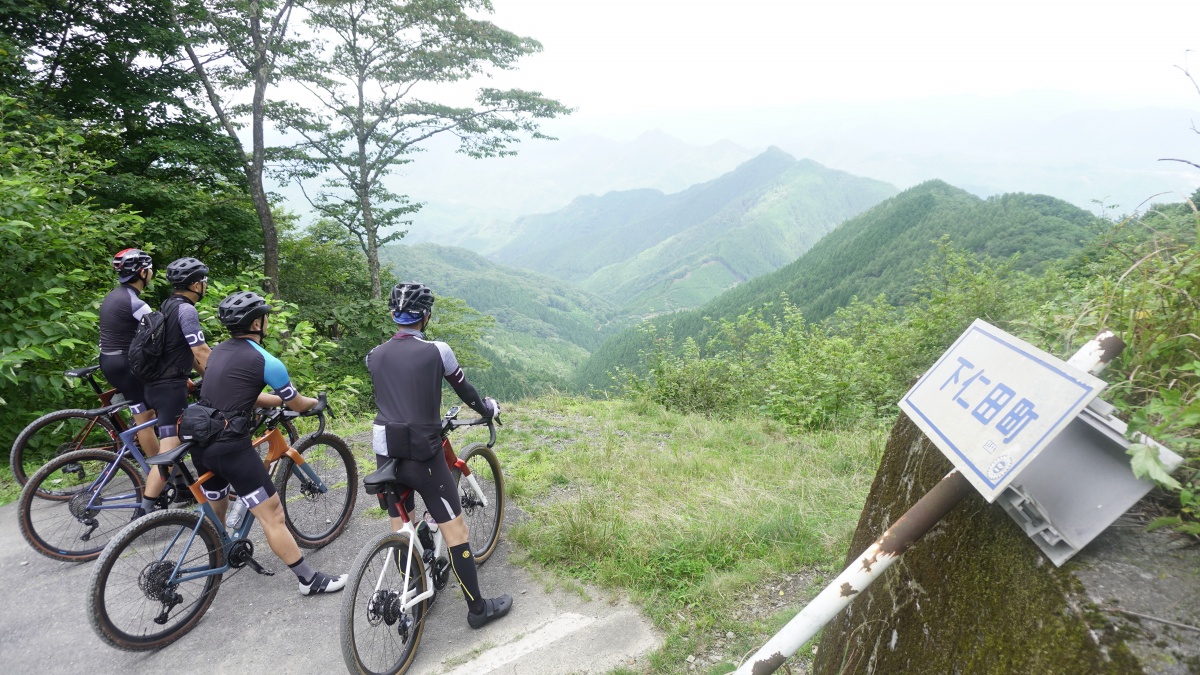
368;589;403;627
139;561;176;602
68;491;99;519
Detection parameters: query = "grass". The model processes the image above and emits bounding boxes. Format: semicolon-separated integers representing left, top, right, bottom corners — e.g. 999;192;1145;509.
494;393;886;673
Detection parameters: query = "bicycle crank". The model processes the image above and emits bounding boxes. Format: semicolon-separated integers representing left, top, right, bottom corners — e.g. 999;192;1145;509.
227;540;275;576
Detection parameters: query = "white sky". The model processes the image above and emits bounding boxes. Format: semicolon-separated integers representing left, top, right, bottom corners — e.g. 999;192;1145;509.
472;0;1200;140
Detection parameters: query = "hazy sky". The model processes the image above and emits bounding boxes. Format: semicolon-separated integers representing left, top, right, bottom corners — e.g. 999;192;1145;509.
470;0;1200;141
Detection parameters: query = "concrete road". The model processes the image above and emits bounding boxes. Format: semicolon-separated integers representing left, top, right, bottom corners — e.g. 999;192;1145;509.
0;473;660;674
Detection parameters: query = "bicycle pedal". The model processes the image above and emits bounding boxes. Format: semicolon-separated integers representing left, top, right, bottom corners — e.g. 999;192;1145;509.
244;557;276;576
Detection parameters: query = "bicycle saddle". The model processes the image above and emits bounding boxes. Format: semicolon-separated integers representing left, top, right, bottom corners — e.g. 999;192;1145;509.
147;441;195;467
362;458;400;495
65;364;101;378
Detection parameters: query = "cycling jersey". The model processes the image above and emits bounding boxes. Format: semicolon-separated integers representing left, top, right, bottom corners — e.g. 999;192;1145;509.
366;327;490;459
191;337;297;506
200;338;298;423
98;284;151;413
98;283;151;354
152;294;206;381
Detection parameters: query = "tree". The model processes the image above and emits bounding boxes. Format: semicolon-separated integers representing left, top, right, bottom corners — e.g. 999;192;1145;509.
275;0;569;299
170;0;303;295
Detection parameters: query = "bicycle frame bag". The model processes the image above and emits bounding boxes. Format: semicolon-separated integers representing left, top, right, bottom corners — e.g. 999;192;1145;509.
384;421;442;461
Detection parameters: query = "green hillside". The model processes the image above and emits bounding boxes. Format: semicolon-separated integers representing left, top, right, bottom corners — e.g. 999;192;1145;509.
582;158;897;313
379;243;631;398
576;180;1107;389
491;149;894;313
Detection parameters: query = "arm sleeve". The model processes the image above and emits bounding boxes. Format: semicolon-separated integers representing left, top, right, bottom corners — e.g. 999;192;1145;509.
436;342;489;417
176;303;207;347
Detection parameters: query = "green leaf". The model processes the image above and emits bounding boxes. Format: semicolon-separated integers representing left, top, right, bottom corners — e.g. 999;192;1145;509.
1144;516;1181;531
1126;443;1182;490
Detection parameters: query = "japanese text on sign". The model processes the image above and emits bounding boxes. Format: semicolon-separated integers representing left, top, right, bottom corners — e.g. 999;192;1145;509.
899;319;1105;501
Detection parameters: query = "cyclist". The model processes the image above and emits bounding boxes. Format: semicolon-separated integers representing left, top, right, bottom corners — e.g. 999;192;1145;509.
195;290;346;595
133;257;212;519
98;248;160;474
365;281;511;628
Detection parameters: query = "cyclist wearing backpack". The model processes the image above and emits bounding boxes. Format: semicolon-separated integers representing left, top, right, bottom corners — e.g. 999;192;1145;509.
98;248;160;467
366;281;511;628
195;290;346;595
131;257;213;518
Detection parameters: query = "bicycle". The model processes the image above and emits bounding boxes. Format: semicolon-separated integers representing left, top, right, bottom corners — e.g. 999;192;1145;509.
10;365;133;489
340;405;505;675
9;365;213;495
16;396;301;563
86;396;358;650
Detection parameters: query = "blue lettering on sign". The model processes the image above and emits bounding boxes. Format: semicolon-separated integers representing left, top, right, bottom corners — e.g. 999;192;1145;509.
996;398;1040;443
938;360;1033;443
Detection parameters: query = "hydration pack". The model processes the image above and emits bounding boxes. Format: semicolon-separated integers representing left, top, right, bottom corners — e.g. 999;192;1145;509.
128;297;190;382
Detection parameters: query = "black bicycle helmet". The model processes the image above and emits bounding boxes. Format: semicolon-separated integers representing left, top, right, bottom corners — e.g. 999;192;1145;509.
165;257;209;287
112;248;153;283
388;282;435;322
217;291;271;332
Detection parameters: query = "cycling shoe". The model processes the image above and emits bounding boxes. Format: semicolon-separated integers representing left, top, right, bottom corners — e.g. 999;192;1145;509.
468;594;513;628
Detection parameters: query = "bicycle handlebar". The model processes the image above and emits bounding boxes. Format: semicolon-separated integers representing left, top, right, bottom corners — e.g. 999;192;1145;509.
445;411;500;448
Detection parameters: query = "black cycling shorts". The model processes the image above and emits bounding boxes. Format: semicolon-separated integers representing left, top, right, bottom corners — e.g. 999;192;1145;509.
192;436;276;506
375;453;462;524
98;352;146;413
143;378;189;437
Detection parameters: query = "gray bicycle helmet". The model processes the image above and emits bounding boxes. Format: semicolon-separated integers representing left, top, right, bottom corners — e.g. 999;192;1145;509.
112;248;153;283
217;291;271;332
389;282;435;323
165;257;209;288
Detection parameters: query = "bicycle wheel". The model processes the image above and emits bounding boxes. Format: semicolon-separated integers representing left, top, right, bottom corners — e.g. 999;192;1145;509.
88;509;224;651
341;531;428;675
10;409;119;489
275;432;358;548
18;449;145;562
452;443;505;564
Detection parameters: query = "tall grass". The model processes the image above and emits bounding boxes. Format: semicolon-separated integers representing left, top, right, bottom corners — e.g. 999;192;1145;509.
498;395;886;671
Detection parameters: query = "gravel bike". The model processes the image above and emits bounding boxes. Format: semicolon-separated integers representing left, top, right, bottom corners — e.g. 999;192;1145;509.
17;397;298;563
340;405;504;675
87;396;357;650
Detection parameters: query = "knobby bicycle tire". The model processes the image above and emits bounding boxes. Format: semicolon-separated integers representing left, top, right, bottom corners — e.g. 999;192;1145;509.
88;509;224;651
18;448;145;562
10;409;120;489
341;530;428;675
274;432;358;548
452;443;505;565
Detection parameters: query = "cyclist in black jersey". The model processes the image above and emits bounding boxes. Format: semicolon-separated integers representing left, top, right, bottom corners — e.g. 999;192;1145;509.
98;248;160;463
195;290;346;595
366;281;511;628
133;257;213;519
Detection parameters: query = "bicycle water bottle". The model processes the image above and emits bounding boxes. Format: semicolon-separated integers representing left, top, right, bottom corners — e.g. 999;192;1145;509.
226;498;248;529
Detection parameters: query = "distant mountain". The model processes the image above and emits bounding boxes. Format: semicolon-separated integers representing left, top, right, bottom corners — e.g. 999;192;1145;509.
388;130;758;250
490;148;897;313
379;243;631;398
575;180;1107;389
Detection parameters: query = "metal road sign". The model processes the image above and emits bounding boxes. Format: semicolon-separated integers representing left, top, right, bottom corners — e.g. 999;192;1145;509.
899;319;1106;502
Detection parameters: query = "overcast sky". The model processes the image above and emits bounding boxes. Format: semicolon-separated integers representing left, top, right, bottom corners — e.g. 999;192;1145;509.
468;0;1200;142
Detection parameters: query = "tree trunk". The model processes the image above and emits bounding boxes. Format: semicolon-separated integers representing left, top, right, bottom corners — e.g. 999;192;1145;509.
248;2;280;296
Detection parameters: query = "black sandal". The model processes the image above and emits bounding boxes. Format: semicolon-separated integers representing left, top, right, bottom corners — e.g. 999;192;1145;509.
468;594;513;628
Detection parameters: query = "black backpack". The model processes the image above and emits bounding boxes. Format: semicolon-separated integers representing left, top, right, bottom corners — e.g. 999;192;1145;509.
128;297;191;382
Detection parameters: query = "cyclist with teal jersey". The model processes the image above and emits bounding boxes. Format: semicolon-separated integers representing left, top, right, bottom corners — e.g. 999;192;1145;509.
195;290;347;595
365;281;511;628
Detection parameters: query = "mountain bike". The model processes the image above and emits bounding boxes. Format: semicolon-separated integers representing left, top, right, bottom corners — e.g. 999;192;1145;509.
340;405;504;675
87;396;358;650
16;398;300;562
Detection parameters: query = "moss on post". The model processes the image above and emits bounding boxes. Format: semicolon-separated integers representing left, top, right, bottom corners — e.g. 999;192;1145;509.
811;414;1141;675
